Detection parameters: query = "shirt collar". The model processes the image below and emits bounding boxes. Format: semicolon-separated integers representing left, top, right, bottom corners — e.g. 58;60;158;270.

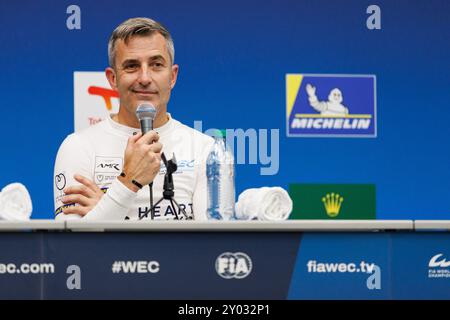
106;113;174;137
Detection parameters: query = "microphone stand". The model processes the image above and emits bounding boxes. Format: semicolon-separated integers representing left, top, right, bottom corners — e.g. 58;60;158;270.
140;153;193;220
149;181;154;218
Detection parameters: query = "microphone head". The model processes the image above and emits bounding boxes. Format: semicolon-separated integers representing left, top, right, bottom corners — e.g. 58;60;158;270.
136;103;157;121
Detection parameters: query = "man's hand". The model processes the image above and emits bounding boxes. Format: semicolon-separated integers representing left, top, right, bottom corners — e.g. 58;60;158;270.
118;131;162;192
306;84;316;97
62;174;105;216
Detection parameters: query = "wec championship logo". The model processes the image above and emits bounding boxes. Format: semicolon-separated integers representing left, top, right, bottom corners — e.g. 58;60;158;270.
428;253;450;278
286;74;377;138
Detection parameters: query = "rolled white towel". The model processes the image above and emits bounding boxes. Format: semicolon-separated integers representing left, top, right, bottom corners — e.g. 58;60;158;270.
235;187;293;221
0;183;33;221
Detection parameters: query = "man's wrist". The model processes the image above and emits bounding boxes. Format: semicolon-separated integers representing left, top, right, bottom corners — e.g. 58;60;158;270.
118;174;140;193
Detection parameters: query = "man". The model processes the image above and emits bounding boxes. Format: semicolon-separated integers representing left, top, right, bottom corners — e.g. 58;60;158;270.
54;17;213;220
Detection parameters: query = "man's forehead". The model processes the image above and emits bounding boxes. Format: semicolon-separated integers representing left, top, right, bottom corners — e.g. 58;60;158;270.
115;33;169;60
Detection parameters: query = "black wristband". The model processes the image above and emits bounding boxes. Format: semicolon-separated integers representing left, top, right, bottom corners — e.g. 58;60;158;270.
131;179;143;189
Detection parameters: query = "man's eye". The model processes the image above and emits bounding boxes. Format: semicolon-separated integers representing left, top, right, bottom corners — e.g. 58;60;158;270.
124;64;138;70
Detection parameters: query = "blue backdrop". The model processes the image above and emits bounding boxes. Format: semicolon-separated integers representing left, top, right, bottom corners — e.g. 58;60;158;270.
0;0;449;219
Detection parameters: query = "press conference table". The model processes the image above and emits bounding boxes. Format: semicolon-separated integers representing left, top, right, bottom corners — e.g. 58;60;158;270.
0;220;449;300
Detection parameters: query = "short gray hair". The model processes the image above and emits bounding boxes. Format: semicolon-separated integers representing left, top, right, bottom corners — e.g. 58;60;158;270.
108;17;175;68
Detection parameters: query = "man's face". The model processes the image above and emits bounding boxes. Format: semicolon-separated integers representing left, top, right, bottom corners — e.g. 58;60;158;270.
106;33;178;116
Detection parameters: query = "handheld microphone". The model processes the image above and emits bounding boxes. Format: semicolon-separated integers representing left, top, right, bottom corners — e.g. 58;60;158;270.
135;103;157;220
136;103;157;134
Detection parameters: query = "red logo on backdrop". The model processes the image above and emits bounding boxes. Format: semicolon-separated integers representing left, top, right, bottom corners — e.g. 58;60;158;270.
88;86;119;110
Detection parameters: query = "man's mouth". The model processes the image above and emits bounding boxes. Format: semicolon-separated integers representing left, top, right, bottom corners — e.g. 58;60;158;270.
132;90;157;95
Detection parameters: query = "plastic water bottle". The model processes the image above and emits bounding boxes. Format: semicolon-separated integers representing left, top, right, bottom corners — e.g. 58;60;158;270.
206;130;235;220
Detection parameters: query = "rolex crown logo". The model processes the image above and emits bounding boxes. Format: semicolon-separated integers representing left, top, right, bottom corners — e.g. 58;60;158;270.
322;193;344;218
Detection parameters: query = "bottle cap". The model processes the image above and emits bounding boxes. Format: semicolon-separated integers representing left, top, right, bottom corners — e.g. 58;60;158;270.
212;129;226;138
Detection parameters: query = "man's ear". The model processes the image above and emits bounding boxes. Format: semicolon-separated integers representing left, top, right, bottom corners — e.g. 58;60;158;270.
105;67;117;90
170;64;179;89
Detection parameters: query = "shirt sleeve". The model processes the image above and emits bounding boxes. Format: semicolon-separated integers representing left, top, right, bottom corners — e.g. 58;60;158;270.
83;178;138;221
53;134;92;220
53;134;137;221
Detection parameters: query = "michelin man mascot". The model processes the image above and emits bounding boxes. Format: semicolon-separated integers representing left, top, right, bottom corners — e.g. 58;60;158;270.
306;83;349;116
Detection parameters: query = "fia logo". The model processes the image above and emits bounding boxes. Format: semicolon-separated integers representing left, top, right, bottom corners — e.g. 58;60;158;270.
215;252;252;279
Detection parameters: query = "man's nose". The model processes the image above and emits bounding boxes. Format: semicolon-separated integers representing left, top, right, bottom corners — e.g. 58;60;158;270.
137;66;152;85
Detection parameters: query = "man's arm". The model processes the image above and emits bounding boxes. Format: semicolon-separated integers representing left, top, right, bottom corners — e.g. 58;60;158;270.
53;134;137;221
54;131;162;220
53;134;94;220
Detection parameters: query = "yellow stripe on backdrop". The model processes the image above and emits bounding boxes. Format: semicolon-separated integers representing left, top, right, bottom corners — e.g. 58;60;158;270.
286;74;303;119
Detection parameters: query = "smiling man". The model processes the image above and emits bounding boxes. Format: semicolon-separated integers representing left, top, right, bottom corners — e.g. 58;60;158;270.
53;18;213;221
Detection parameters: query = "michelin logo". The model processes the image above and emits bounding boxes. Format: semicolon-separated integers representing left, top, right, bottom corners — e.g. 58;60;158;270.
286;74;377;137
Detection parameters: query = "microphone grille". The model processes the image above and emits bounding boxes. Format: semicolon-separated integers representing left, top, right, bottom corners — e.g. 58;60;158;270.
136;103;157;120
